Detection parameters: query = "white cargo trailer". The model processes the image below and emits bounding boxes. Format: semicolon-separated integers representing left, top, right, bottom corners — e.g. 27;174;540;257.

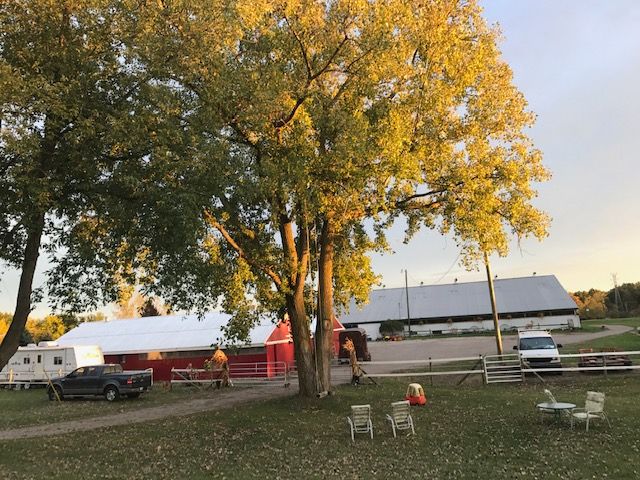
0;342;104;386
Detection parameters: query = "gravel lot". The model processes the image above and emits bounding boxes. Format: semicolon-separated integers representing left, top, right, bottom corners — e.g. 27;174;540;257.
367;324;632;362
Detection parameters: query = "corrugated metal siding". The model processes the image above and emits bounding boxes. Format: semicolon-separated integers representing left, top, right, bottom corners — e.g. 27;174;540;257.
56;312;278;354
339;275;577;323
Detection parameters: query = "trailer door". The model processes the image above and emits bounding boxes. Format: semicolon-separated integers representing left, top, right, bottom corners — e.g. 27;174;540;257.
33;352;45;380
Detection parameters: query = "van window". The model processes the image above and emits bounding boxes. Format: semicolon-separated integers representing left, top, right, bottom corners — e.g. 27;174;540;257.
519;337;556;350
54;356;63;365
23;357;30;364
37;355;42;363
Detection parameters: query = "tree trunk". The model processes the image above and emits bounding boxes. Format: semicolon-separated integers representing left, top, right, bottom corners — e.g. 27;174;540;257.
278;213;317;397
0;212;45;370
315;215;335;393
286;290;317;397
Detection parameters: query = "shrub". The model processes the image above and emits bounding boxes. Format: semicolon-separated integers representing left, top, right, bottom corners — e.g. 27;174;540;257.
379;320;405;336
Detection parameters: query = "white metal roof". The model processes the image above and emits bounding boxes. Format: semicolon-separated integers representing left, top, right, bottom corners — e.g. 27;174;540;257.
339;275;577;324
56;312;280;355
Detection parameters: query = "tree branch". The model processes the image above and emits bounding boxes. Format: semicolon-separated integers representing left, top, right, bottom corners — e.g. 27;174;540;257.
204;210;283;289
283;15;312;81
310;34;350;82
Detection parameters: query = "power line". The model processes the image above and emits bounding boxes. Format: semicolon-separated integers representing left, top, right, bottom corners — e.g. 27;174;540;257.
431;253;461;285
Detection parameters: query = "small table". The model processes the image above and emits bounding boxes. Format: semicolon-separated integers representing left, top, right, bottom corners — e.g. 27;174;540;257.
536;402;576;423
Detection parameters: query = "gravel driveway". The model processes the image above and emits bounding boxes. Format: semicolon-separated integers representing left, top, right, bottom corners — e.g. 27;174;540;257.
367;324;633;362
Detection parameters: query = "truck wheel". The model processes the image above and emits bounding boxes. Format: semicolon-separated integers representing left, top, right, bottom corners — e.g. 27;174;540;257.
48;386;63;401
104;385;120;402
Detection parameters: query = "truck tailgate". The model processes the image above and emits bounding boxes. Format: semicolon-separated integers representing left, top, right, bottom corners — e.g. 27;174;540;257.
125;371;152;388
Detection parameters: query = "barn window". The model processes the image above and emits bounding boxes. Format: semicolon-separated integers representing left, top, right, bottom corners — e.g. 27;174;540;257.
53;356;62;365
23;357;30;365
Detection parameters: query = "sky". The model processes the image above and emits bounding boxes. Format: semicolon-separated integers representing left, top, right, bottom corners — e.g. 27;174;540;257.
1;0;640;316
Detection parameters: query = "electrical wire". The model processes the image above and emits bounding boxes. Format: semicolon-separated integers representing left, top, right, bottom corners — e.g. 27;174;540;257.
431;253;461;285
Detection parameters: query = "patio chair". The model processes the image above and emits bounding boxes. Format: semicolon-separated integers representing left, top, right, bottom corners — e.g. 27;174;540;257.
537;389;558;414
347;404;374;441
544;389;557;403
571;391;611;432
386;400;415;438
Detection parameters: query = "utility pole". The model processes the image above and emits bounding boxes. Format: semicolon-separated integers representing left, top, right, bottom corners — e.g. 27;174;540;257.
612;273;623;313
404;269;412;337
484;252;503;355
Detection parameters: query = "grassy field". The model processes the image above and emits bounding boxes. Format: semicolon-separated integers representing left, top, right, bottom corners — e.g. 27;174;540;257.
1;318;638;479
0;386;210;430
2;376;640;480
564;317;640;354
583;317;640;329
563;332;640;354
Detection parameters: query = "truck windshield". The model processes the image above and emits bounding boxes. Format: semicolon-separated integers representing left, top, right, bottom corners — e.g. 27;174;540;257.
519;337;556;350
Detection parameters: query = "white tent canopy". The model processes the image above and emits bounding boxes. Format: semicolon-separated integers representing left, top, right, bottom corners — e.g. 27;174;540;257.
56;312;283;355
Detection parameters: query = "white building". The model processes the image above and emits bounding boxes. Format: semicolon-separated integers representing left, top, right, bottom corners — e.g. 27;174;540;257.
339;275;580;339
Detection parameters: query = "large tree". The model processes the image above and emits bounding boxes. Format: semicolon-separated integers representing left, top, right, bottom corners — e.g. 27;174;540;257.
5;1;549;398
0;0;197;368
148;0;549;395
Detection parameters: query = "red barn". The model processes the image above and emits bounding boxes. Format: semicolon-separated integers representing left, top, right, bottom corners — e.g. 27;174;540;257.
57;313;345;382
56;312;297;381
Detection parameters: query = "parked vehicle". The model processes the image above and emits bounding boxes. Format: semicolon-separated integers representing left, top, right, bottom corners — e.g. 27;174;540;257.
1;342;103;385
513;330;563;372
47;364;152;401
338;328;372;363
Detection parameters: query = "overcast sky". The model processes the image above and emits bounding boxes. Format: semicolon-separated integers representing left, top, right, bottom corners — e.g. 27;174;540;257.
1;0;639;316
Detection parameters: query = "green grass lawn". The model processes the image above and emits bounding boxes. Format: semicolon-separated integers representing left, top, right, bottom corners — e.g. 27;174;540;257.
582;317;640;329
2;376;640;480
563;331;640;354
0;386;211;430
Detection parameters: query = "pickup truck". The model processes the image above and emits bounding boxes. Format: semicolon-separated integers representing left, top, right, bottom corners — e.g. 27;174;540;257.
47;364;152;402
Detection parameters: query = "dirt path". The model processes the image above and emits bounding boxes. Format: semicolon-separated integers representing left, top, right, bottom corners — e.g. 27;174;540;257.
0;386;293;441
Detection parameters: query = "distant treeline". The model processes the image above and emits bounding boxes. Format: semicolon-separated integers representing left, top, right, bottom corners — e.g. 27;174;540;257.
571;282;640;319
0;312;106;346
0;296;163;346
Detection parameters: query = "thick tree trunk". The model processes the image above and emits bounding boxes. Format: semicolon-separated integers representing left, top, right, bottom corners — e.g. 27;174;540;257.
0;212;45;370
286;290;317;397
278;213;317;397
315;215;335;393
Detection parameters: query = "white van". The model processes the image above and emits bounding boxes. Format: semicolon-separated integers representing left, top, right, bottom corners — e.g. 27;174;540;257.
0;342;104;385
513;330;563;371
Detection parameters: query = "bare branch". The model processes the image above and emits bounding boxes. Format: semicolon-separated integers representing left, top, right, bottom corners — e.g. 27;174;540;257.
273;95;308;129
283;15;312;81
310;34;350;82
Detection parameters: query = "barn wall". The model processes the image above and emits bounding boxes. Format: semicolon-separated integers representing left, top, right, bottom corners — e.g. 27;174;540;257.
105;351;269;381
349;314;581;339
266;342;295;376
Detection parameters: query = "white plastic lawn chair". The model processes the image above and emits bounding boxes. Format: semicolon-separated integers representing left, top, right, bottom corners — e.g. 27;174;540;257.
386;400;415;438
537;389;559;415
571;391;611;432
347;404;374;441
544;389;557;404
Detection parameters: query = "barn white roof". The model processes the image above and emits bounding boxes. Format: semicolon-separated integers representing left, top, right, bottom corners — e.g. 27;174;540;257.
56;312;282;355
339;275;577;324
